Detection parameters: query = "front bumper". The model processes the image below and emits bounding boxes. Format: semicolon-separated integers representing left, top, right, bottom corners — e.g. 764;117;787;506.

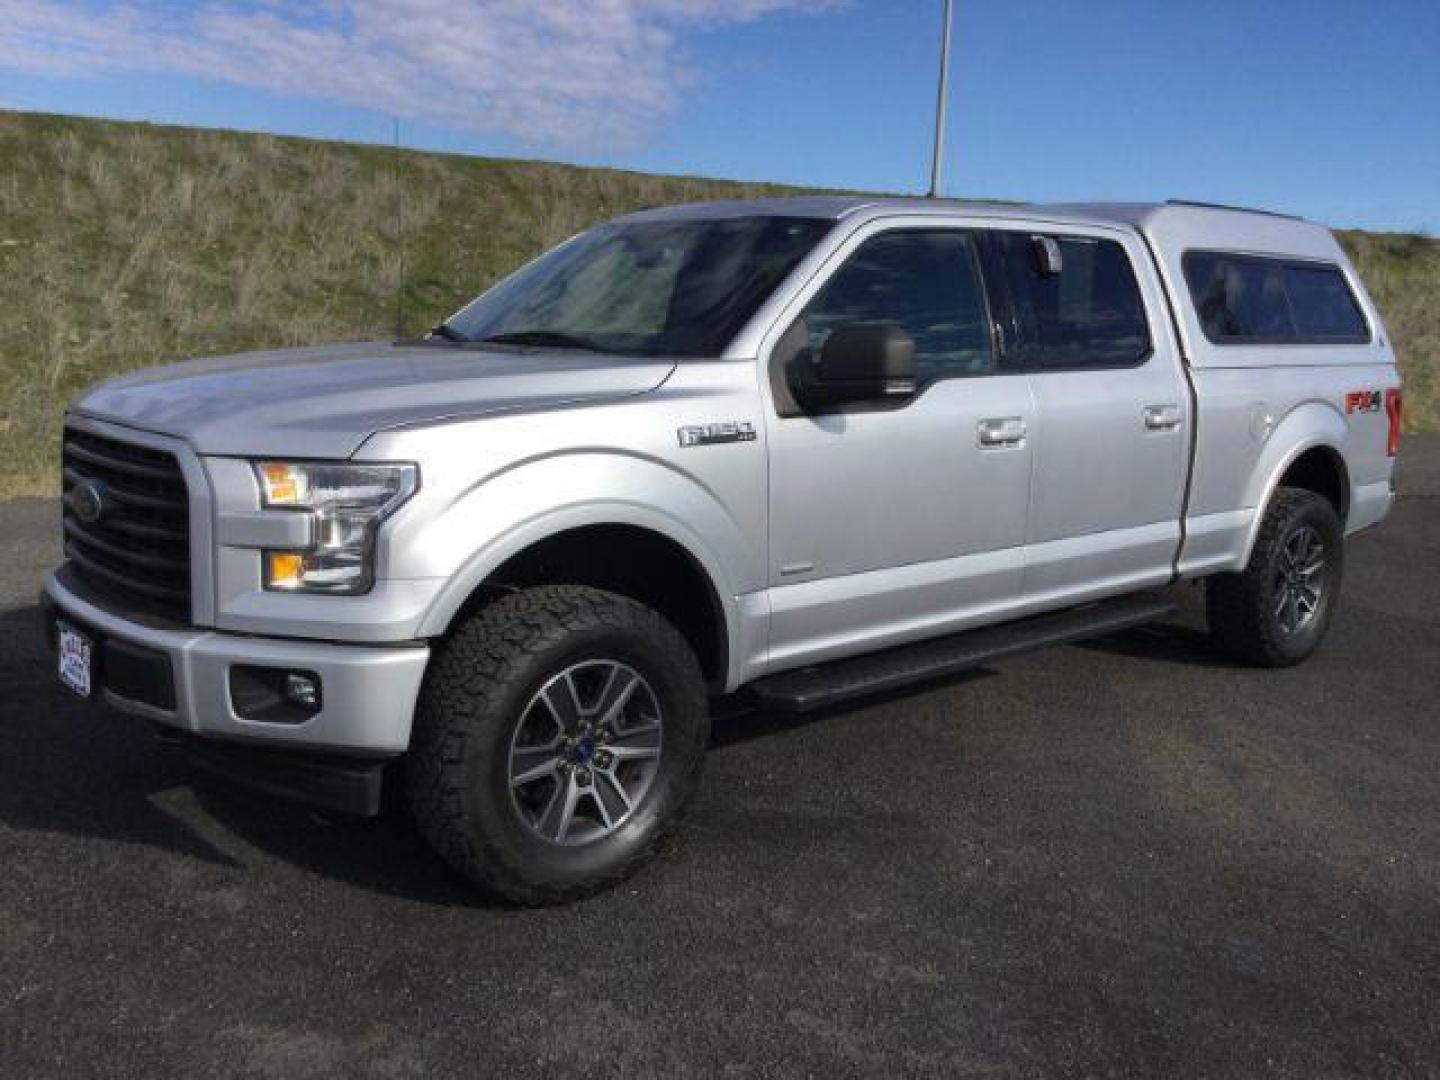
43;570;430;755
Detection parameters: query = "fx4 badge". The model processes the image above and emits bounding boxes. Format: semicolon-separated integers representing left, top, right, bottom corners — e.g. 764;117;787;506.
1345;390;1382;414
678;421;757;448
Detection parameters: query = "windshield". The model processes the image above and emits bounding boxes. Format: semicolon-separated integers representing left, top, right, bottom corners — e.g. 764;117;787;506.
440;215;834;358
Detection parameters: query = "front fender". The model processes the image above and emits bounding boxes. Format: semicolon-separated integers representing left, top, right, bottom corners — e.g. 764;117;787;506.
406;450;753;651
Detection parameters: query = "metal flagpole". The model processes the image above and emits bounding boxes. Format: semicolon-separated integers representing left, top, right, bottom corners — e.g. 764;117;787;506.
928;0;954;197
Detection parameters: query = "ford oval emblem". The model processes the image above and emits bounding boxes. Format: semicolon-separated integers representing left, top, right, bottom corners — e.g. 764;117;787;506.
67;480;107;525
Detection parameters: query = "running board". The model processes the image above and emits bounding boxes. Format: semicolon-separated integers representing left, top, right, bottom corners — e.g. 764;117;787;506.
749;593;1177;713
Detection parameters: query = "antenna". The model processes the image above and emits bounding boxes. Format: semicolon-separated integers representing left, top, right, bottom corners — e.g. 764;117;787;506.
392;115;405;340
927;0;954;197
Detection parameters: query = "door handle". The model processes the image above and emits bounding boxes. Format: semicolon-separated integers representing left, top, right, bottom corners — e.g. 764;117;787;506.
978;417;1027;448
1143;404;1183;432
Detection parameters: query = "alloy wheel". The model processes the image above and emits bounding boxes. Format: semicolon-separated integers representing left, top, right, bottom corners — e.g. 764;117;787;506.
508;660;664;846
1273;523;1326;636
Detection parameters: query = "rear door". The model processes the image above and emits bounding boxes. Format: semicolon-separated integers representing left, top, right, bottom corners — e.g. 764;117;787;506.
991;226;1190;603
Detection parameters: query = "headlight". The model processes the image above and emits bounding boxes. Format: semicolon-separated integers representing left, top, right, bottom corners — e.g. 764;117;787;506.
253;461;418;594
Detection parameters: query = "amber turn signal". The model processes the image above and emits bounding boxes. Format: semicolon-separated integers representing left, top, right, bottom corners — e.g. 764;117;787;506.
265;551;306;589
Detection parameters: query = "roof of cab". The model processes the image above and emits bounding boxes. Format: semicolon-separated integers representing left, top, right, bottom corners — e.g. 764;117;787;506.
619;194;1320;237
622;195;1343;272
650;195;1359;370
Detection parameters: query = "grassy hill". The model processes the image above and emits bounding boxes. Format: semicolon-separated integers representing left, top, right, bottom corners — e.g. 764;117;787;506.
1;109;1435;495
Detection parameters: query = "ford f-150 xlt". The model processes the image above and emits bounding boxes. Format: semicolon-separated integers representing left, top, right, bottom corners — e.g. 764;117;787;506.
43;197;1402;903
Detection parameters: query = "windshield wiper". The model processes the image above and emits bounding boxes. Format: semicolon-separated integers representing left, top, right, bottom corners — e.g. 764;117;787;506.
479;330;607;352
426;321;468;342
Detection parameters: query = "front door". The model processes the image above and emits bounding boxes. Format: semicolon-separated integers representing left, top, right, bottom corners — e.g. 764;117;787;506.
762;223;1034;671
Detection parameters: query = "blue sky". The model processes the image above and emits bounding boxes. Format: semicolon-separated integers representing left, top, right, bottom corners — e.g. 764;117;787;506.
1;0;1436;232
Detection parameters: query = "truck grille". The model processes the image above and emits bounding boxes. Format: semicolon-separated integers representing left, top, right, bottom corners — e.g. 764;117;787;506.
62;428;192;623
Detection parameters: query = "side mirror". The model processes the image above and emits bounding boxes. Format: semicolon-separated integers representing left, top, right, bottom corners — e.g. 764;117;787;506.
797;321;917;408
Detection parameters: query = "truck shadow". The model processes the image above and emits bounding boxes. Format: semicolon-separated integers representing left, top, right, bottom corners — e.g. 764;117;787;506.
708;667;998;749
2;600;1236;908
0;601;493;907
0;603;247;871
191;782;489;907
708;614;1239;744
1072;621;1250;669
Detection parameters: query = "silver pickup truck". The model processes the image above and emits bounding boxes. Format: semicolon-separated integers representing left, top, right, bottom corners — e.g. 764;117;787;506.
44;196;1402;903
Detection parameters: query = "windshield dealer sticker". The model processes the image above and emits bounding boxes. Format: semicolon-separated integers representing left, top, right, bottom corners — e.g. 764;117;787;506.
678;422;757;448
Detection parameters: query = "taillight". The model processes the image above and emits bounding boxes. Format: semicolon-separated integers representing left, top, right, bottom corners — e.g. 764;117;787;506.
1384;388;1403;457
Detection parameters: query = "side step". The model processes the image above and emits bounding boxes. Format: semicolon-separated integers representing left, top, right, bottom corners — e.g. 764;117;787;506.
749;593;1177;713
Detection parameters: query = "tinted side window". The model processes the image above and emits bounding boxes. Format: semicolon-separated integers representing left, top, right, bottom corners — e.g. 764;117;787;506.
1182;252;1370;344
1184;252;1295;341
998;234;1152;369
802;229;993;381
1284;263;1368;340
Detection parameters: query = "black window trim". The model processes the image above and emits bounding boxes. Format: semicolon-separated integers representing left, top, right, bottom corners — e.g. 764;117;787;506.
988;227;1157;374
1181;249;1373;347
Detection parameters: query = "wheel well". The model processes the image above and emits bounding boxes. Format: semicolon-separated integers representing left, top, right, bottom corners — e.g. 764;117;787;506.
466;525;728;687
1278;446;1349;521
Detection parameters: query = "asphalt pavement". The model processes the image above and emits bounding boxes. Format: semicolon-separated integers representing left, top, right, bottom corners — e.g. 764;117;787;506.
1;440;1437;1078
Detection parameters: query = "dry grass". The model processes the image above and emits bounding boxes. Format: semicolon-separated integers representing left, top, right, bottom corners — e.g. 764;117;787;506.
1337;230;1440;432
0;110;804;495
0;110;1435;495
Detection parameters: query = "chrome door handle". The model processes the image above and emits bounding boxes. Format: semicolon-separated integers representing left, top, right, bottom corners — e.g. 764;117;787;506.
978;417;1027;448
1144;404;1183;431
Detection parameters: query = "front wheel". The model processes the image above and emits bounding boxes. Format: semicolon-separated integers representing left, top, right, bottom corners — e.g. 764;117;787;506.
407;585;709;904
1206;487;1345;667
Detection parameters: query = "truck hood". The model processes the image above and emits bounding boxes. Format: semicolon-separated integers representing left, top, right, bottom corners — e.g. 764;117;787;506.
72;341;678;459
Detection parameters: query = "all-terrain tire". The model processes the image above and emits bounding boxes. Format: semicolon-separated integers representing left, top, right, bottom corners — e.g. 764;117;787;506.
407;585;709;905
1206;487;1344;667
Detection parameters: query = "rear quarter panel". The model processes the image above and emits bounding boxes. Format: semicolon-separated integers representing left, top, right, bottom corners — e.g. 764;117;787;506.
1138;206;1401;574
1180;363;1400;575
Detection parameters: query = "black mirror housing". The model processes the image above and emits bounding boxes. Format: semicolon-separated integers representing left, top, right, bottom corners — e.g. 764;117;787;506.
798;321;917;408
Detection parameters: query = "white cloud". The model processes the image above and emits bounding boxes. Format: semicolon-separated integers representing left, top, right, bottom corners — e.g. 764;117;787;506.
0;0;841;146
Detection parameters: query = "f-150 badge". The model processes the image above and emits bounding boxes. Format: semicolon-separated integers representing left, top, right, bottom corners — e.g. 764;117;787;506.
678;421;757;447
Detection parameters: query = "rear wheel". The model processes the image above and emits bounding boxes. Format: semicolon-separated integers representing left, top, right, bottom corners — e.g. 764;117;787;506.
1206;487;1344;667
407;585;709;904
